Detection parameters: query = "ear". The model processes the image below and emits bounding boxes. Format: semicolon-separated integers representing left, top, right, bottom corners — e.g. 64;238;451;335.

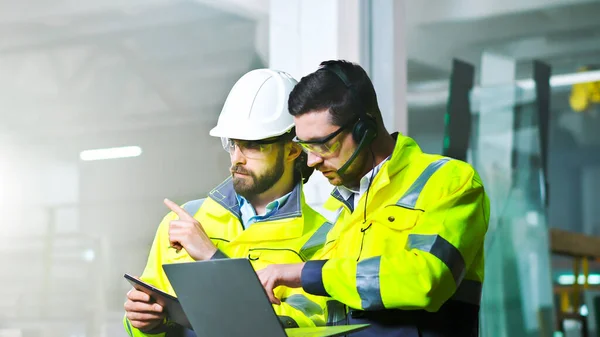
286;142;302;162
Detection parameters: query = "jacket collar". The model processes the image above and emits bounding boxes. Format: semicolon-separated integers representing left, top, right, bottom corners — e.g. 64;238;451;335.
208;176;303;222
325;132;423;211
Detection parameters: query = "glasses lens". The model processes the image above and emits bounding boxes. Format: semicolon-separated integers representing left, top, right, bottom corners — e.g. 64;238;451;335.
245;141;275;159
224;139;276;159
299;140;341;157
221;137;233;153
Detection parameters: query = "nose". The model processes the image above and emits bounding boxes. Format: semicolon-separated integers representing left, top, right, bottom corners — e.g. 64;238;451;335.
306;151;324;168
230;145;246;166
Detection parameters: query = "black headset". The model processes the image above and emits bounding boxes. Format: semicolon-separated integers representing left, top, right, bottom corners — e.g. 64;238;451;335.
319;63;378;175
319;63;378;144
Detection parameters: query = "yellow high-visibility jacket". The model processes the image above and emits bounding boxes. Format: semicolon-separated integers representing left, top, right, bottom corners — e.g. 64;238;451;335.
124;177;332;337
301;133;489;335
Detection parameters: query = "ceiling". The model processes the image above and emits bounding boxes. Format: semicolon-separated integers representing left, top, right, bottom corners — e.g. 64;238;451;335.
1;0;599;146
0;0;262;150
1;0;598;211
405;0;600;81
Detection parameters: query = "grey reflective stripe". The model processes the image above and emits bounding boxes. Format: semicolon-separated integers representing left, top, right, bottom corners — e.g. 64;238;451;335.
278;315;299;328
209;176;242;219
281;294;324;318
356;256;384;310
265;182;302;221
331;188;354;212
452;279;482;306
406;234;466;285
299;221;334;260
125;318;134;337
182;198;205;216
326;300;347;326
396;158;450;209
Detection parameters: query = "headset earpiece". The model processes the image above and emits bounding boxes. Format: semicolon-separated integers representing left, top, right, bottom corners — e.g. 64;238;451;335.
351;113;377;144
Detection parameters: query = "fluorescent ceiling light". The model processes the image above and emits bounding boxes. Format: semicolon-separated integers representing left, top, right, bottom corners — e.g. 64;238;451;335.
557;274;600;285
408;69;600;107
82;249;95;262
80;146;142;161
551;69;600;87
517;69;600;90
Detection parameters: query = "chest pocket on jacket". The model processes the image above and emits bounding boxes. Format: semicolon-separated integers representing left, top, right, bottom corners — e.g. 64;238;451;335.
366;205;422;256
376;205;421;230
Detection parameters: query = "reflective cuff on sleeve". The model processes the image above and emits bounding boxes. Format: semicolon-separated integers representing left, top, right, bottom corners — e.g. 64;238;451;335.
301;260;329;297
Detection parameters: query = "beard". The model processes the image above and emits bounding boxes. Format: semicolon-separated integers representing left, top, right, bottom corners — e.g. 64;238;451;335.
231;150;285;198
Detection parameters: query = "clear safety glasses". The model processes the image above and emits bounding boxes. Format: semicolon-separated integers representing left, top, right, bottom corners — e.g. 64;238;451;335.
292;119;355;158
221;137;282;159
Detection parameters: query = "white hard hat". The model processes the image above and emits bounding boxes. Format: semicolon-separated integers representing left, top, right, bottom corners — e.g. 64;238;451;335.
209;69;298;140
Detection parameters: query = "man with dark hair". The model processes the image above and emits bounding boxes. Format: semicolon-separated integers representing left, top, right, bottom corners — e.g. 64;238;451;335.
123;69;332;337
258;60;490;337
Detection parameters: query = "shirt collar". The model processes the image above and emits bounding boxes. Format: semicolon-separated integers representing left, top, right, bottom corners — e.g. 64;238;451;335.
236;191;292;217
209;176;303;222
336;155;390;202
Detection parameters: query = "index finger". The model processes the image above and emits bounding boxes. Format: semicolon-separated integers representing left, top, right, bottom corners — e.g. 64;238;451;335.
164;198;193;220
265;282;281;305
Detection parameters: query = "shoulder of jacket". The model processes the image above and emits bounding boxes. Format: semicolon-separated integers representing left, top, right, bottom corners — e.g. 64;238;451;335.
182;198;207;216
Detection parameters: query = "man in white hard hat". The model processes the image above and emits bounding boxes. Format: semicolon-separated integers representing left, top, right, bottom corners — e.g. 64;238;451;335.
123;69;333;337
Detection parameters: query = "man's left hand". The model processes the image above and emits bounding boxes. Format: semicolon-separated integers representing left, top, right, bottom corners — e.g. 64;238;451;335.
257;263;305;305
164;198;217;261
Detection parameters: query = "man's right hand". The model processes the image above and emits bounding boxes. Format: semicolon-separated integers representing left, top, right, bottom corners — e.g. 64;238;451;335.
124;288;166;332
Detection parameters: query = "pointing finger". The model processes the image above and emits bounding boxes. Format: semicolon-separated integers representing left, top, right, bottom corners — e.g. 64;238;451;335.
164;198;193;220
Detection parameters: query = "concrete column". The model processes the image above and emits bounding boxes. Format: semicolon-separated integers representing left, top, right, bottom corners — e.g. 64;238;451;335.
269;0;361;79
269;0;408;217
269;0;362;218
369;0;408;135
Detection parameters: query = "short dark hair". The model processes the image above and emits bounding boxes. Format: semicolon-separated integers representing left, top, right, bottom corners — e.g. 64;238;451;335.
288;60;381;127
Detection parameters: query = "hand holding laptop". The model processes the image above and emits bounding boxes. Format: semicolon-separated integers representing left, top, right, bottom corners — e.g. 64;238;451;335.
164;198;217;260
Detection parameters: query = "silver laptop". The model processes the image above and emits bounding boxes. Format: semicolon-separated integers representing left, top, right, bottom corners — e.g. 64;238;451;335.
162;258;369;337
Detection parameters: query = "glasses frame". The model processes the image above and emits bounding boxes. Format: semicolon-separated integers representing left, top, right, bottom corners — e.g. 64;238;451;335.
292;118;357;156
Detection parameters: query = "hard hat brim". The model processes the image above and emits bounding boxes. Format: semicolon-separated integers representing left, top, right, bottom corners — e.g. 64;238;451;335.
209;123;294;141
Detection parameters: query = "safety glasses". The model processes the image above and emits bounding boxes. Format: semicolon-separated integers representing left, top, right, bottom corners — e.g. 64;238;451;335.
292;119;355;157
221;137;282;159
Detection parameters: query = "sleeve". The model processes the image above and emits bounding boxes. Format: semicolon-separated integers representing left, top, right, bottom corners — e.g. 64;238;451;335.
301;168;490;311
123;212;184;337
273;284;329;327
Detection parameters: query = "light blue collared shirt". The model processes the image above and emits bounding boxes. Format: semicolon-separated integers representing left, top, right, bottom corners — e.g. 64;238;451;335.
336;156;390;210
236;192;292;229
